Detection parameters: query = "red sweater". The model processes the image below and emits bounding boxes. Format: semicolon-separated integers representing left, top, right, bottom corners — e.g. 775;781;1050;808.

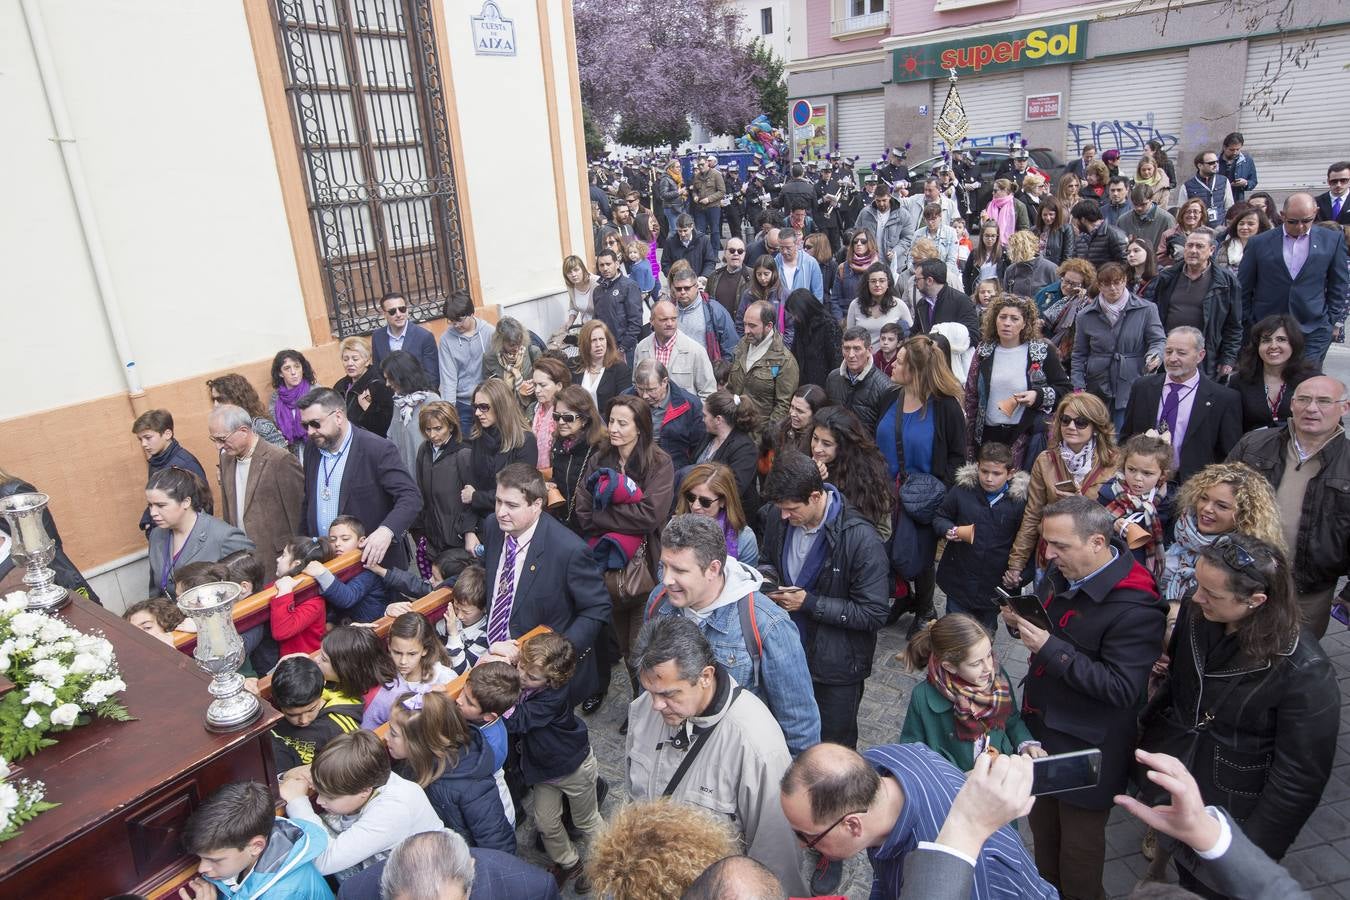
270;590;326;656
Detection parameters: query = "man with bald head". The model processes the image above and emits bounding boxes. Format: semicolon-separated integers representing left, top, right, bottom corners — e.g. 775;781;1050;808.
1238;192;1349;367
1229;375;1350;637
779;742;1054;898
633;299;715;400
728;300;798;423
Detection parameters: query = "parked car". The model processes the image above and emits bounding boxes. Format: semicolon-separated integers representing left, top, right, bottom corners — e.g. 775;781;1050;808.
907;147;1065;186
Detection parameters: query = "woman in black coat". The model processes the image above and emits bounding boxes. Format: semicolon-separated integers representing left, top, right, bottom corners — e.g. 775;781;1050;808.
693;390;761;519
1230;314;1317;433
573;320;632;415
1138;533;1339;889
786;288;843;391
334;336;394;436
460;378;537;544
548;385;605;532
411;400;469;557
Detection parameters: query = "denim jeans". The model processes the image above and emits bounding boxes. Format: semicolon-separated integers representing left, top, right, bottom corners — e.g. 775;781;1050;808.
455;399;475;437
694;206;722;252
1303;325;1333;370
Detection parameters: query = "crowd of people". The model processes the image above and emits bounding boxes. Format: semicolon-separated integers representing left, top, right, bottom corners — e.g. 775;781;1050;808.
4;143;1349;900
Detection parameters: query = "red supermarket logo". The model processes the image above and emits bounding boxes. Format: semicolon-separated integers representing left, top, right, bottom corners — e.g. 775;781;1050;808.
892;22;1087;83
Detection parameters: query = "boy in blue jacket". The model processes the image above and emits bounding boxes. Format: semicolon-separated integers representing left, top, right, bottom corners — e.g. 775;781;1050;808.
182;781;332;900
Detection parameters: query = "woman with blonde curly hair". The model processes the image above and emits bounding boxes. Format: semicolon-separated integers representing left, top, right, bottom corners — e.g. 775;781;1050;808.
587;798;739;900
1002;229;1058;297
963;293;1070;468
1006;392;1119;585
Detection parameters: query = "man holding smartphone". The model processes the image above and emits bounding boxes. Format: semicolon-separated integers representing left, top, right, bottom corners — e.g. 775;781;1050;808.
1001;496;1166;900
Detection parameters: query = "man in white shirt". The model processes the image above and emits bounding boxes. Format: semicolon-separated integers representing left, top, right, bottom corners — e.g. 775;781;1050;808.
210;403;304;581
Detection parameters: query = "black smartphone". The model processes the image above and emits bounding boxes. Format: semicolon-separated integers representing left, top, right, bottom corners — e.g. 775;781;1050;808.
996;587;1054;633
759;578;781;595
1032;748;1102;796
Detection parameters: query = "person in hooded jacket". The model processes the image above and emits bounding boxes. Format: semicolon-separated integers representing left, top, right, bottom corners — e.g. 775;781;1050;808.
1001;495;1166;900
759;450;890;751
386;691;516;854
183;781;333;900
786;289;843;392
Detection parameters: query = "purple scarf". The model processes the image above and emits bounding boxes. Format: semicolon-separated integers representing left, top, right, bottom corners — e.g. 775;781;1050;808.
275;380;313;444
717;511;739;560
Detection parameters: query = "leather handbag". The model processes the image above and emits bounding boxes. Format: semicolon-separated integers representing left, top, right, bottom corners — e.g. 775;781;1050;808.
604;538;656;608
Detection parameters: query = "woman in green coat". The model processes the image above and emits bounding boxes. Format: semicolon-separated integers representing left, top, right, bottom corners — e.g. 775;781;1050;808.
899;613;1047;770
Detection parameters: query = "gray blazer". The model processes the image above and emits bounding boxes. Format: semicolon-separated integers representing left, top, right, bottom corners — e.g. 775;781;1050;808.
1176;808;1311;899
1071;292;1166;411
147;512;255;596
900;847;976;900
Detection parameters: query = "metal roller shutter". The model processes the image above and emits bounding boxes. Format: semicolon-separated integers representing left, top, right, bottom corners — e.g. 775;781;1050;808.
836;91;886;162
1067;52;1187;169
1239;28;1350;196
931;71;1023;154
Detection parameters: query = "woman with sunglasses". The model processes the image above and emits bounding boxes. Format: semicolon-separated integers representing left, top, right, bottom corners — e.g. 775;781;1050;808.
1006;393;1119;588
675;462;759;567
206;372;287;447
526;356;572;471
1138;532;1338;890
549;385;605;533
831;229;880;323
459;378;537;546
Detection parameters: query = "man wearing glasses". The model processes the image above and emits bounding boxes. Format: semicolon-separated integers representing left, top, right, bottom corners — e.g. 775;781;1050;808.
1315;160;1350;225
780;742;1054;899
295;387;421;570
1229;375;1350;637
209;403;303;581
370;291;438;386
1239;192;1349;367
626;616;808;897
1176;151;1234;227
704;237;752;321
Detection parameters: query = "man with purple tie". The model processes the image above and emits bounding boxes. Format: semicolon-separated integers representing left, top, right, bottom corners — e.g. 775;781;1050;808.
1120;327;1242;485
479;464;611;704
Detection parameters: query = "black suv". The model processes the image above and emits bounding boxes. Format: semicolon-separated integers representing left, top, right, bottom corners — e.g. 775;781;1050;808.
906;147;1065;185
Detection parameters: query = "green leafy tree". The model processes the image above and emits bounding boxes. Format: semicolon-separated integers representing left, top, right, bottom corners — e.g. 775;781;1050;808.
582;106;607;158
747;38;788;129
616;114;691;151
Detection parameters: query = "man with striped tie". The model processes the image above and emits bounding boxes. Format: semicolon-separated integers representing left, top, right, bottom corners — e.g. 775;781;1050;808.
479;463;612;705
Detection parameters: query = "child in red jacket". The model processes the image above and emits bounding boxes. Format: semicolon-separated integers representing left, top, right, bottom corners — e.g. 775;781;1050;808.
269;536;331;656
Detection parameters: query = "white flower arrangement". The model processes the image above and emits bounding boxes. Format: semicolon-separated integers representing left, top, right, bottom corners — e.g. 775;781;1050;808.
0;592;134;841
0;757;57;844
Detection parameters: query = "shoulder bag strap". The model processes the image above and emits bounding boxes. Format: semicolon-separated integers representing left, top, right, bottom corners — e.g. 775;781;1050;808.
663;687;743;797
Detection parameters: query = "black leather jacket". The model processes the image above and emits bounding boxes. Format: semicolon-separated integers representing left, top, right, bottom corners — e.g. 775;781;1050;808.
1139;603;1339;859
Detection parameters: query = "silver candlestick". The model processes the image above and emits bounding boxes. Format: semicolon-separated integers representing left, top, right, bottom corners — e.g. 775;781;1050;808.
176;581;261;732
0;492;69;611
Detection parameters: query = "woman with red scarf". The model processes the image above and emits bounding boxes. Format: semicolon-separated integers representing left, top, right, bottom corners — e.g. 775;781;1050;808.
830;228;880;321
898;613;1047;770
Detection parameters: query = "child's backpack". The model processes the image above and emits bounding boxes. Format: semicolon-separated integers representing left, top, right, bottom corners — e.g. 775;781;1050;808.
646;588;763;690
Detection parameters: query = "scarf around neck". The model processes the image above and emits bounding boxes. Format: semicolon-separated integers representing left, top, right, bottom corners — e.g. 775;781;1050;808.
927;653;1013;741
850;250;878;273
1162;512;1220;602
393;390;434;425
1058;438;1096;486
275;380;313;443
1098;292;1129;326
717;510;740;560
986;194;1015;245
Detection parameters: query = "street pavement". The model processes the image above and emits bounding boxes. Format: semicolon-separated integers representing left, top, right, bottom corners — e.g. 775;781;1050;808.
523;342;1350;898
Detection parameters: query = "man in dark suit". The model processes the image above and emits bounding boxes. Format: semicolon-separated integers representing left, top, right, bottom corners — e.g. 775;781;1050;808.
210;404;304;581
1315;161;1350;224
480;464;611;704
1121;326;1242;484
912;258;980;346
1239;192;1349;368
370;291;439;384
338;829;561;900
297;388;421;569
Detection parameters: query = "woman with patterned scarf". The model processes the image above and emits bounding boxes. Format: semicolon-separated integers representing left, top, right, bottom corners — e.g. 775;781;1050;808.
482;316;541;412
830;228;880;321
380;350;441;477
898;613;1045;771
1006;392;1119;588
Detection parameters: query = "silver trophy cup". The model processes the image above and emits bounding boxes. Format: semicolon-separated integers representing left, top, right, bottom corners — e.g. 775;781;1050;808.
0;492;70;611
177;581;262;732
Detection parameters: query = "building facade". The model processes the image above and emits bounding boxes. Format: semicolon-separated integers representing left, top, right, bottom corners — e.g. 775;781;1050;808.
787;0;1349;194
735;0;792;60
3;0;589;609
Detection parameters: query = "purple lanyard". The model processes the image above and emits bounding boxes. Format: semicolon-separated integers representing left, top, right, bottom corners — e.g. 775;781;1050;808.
160;517;198;595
